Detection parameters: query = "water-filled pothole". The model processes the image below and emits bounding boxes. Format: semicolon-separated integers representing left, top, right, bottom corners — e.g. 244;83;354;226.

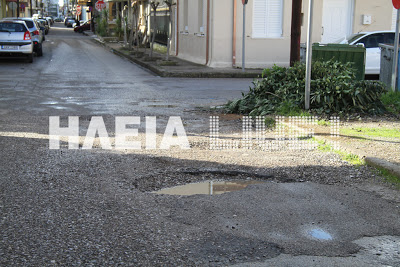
309;229;333;240
152;180;264;196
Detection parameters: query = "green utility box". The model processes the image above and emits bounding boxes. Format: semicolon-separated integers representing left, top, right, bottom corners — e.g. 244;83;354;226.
311;43;366;80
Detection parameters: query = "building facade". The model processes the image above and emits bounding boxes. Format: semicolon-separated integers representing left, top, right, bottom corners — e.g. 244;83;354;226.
174;0;394;68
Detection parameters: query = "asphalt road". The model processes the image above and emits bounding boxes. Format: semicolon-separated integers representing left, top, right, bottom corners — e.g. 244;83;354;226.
0;24;399;266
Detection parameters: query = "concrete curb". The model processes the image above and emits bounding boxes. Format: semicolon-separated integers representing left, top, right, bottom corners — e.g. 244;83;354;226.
86;33;262;78
316;135;400;180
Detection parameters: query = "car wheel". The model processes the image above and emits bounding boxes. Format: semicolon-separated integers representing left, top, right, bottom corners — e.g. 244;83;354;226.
37;44;43;57
79;29;83;33
27;53;33;63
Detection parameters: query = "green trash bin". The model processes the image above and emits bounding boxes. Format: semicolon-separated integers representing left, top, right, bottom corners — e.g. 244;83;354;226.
312;43;366;80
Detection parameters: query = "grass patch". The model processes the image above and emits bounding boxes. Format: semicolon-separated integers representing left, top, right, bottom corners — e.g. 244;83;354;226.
381;91;400;114
374;167;400;188
265;117;276;129
317;119;331;126
153;43;167;54
315;138;365;166
276;101;311;117
340;127;400;139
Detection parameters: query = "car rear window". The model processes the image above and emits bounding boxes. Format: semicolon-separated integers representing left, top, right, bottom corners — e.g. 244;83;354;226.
23;20;34;28
0;22;26;32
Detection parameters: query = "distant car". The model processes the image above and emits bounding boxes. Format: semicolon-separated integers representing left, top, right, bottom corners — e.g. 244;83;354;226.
54;17;63;22
335;31;396;75
0;20;34;63
4;17;43;57
66;18;75;28
74;20;92;33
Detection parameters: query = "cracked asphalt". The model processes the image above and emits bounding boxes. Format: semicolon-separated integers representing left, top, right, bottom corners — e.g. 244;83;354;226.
0;24;399;266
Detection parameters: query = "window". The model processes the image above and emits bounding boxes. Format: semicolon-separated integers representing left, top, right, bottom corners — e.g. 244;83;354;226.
252;0;283;38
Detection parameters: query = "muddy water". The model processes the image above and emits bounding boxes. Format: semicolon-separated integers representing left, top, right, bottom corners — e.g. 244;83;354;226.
153;180;264;196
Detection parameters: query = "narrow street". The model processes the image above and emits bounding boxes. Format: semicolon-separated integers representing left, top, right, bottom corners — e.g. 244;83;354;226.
0;24;399;266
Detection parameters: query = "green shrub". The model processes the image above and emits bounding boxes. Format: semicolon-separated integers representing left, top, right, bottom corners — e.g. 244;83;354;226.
226;61;387;116
96;10;109;37
381;91;400;114
115;16;123;38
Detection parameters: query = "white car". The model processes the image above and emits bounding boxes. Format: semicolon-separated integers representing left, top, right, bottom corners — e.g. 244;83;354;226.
337;31;395;75
0;20;34;63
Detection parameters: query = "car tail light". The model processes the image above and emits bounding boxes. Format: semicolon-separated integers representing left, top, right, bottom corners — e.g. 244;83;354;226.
33;30;40;36
24;31;31;40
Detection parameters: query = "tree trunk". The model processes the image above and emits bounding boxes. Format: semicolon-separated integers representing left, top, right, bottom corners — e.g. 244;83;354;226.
128;6;136;50
150;8;157;58
166;6;172;61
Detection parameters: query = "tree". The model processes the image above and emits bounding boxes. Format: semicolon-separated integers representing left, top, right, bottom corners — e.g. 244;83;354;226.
128;3;138;50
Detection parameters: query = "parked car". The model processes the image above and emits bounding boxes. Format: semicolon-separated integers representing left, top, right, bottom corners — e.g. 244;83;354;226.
4;17;43;57
0;20;34;63
74;20;92;33
36;18;49;34
45;17;52;27
335;31;396;75
35;19;47;41
73;20;86;28
55;17;63;22
65;18;75;28
47;16;54;25
64;17;73;26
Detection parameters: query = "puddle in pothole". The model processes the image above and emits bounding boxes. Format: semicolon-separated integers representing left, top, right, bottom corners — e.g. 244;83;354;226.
309;229;333;240
152;180;264;196
147;104;177;108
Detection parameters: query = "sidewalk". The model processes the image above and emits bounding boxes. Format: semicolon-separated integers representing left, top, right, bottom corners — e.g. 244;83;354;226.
83;31;263;78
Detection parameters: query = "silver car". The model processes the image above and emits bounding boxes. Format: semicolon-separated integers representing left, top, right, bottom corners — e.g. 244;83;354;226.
0;20;34;63
4;17;43;57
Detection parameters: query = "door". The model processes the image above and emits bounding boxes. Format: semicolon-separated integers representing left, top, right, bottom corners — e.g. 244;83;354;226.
321;0;353;43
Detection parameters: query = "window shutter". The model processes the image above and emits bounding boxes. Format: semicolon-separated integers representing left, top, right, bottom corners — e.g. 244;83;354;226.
392;8;397;31
253;0;268;38
266;0;283;38
252;0;283;38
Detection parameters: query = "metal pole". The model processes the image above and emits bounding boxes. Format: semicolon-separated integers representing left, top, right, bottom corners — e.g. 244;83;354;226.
392;9;400;92
305;0;314;110
242;3;246;72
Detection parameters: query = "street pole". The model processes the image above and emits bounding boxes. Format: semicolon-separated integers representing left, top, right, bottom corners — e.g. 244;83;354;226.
17;0;20;17
391;8;400;92
242;2;246;72
290;0;302;66
305;0;314;110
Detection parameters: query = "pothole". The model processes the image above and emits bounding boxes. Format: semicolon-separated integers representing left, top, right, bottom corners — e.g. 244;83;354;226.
152;180;264;196
308;229;333;240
